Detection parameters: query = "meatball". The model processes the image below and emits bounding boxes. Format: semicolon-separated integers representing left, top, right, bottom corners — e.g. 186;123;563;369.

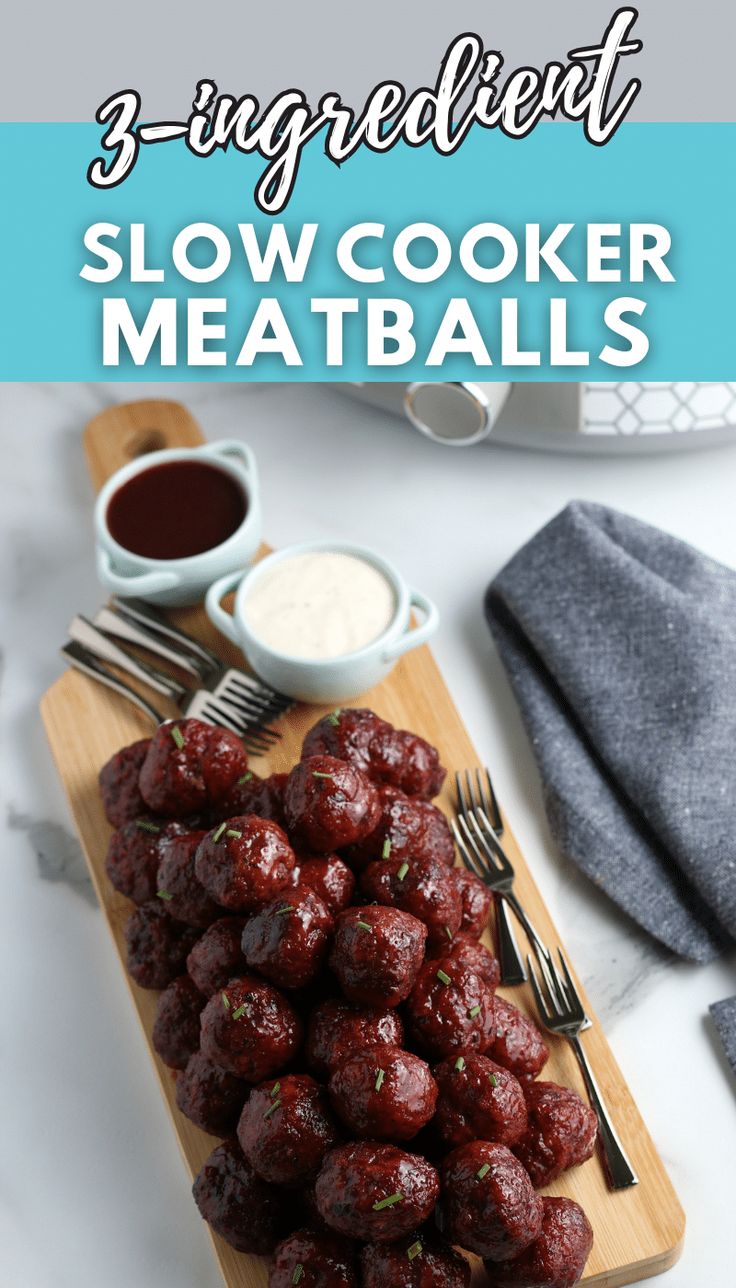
200;975;302;1080
297;853;356;915
194;815;296;912
99;737;150;828
487;999;549;1082
329;906;427;1008
176;1052;248;1136
329;1045;437;1141
439;1142;543;1261
345;785;455;873
315;1142;439;1242
483;1197;594;1288
124;901;199;990
433;1052;527;1148
186;917;248;995
105;818;185;905
360;855;462;950
306;999;405;1078
238;1074;339;1186
452;867;493;938
192;1138;287;1253
155;829;220;927
284;756;381;852
513;1082;598;1187
270;1228;357;1288
212;771;288;827
139;719;249;817
302;709;446;799
406;959;496;1058
432;934;501;991
152;975;204;1070
241;888;333;990
360;1234;471;1288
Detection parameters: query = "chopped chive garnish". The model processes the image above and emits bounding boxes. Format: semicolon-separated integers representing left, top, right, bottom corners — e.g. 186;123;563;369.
382;838;392;859
212;822;227;843
276;905;295;916
328;709;342;727
225;828;242;839
372;1191;403;1211
312;771;333;779
292;1266;304;1286
271;1082;281;1098
488;1072;498;1088
397;862;409;881
232;1003;248;1020
135;820;160;834
468;1004;482;1018
237;771;253;785
445;925;454;940
222;993;231;1010
170;725;185;749
356;920;372;932
436;969;452;986
157;890;173;901
407;1241;422;1261
263;1098;281;1119
477;1162;491;1180
375;1069;385;1092
454;1056;466;1072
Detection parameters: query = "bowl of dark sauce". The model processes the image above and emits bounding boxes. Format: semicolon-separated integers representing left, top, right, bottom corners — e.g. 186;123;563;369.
95;440;262;606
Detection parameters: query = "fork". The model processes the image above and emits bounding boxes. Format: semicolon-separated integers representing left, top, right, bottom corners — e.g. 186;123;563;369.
528;943;639;1190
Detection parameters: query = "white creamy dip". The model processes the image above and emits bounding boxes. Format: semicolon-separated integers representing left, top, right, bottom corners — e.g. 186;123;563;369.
243;551;396;660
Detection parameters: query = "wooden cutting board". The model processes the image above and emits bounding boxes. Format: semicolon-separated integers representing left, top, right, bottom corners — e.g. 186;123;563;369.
41;400;684;1287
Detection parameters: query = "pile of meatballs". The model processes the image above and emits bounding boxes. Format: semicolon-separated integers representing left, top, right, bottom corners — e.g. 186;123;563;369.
99;707;596;1288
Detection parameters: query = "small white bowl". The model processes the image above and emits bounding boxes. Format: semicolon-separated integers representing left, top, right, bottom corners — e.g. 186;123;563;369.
205;540;439;703
94;439;262;607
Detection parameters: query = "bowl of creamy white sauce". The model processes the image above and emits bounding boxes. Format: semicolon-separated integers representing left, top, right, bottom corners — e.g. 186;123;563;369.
205;541;439;703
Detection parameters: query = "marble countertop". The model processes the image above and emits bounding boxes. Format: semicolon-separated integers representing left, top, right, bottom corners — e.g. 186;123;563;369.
1;381;734;1287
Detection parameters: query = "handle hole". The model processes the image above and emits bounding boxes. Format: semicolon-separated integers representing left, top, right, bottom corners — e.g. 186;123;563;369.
126;429;166;458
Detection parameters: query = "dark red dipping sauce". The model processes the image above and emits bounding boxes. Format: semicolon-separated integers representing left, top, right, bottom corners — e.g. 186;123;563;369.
107;460;247;559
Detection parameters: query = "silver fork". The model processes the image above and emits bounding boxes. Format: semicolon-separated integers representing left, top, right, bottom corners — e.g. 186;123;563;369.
455;768;525;984
528;943;639;1191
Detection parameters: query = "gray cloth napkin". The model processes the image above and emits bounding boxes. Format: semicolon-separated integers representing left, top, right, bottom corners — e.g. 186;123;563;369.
484;501;736;966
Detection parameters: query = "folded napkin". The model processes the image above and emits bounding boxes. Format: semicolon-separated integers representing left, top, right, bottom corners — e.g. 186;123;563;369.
484;500;736;966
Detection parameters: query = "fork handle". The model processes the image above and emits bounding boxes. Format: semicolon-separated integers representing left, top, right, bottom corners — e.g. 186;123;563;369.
495;896;528;985
570;1034;639;1190
69;616;188;701
111;596;221;671
62;642;164;725
95;606;208;682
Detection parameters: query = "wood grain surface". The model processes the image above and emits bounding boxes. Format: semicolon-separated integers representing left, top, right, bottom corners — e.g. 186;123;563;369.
40;400;684;1287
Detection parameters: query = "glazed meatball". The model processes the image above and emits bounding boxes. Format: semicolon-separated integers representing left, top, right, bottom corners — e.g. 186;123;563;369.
315;1142;439;1242
306;999;405;1078
406;958;496;1058
152;975;204;1070
105;818;186;905
360;1234;471;1288
186;917;248;995
212;771;288;827
329;906;427;1008
238;1074;339;1186
99;737;150;828
155;829;220;927
270;1228;357;1288
241;888;333;990
433;1052;527;1148
452;867;493;938
124;901;199;990
284;756;381;852
487;998;550;1082
194;815;296;912
303;709;446;799
200;975;302;1080
360;855;462;950
192;1138;287;1253
329;1045;437;1141
345;785;455;873
513;1082;598;1187
484;1197;594;1288
176;1052;248;1136
432;934;501;991
439;1142;542;1261
297;853;356;915
139;719;249;817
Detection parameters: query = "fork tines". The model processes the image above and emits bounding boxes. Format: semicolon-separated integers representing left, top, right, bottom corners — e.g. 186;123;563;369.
455;767;502;832
527;943;586;1029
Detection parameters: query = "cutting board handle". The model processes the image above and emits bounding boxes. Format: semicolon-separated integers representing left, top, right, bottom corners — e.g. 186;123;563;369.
84;399;206;493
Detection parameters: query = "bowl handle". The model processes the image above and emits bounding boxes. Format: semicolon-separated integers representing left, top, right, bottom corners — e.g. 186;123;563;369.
205;569;245;647
96;549;180;598
382;588;439;661
204;439;259;488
